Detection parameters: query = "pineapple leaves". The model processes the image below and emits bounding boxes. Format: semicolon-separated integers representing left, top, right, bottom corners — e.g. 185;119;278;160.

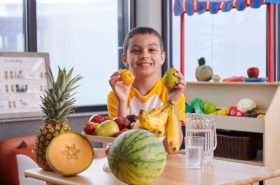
40;66;82;122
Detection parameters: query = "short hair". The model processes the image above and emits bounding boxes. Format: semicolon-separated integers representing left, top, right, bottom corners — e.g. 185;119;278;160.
122;27;164;55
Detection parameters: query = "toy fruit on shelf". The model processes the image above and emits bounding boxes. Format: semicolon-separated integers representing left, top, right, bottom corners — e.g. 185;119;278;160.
222;76;244;82
245;112;259;118
247;67;259;78
204;102;217;114
191;97;204;114
257;114;265;119
195;57;213;81
237;98;256;113
227;106;246;117
185;103;194;113
210;109;228;116
211;74;221;82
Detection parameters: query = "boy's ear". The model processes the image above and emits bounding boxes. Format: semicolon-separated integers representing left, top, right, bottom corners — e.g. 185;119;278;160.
160;51;166;65
122;54;129;68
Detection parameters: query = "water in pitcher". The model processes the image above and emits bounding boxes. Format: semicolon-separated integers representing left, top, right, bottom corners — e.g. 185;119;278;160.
186;114;217;163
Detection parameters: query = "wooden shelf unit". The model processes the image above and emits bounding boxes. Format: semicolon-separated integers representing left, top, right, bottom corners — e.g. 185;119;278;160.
185;82;280;184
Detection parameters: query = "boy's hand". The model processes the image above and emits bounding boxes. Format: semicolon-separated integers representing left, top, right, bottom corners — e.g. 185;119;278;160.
109;70;132;103
167;70;186;102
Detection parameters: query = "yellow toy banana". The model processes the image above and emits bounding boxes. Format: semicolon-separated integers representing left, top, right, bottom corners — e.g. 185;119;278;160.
166;102;180;153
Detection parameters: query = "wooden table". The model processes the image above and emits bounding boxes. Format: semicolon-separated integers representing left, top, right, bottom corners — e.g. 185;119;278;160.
24;154;280;185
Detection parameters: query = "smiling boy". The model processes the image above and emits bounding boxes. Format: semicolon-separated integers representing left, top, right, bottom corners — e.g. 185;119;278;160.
107;27;185;153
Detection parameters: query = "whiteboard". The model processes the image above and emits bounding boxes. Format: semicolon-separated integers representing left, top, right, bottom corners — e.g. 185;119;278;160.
0;52;50;120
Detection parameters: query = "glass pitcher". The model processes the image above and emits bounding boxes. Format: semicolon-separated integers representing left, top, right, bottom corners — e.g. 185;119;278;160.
185;114;217;163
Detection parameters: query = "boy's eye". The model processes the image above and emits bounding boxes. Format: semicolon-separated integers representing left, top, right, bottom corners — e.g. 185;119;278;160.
149;48;158;52
131;49;140;53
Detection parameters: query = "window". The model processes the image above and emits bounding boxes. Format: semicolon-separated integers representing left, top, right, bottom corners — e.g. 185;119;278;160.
0;0;24;51
172;4;267;81
36;0;119;106
0;0;130;111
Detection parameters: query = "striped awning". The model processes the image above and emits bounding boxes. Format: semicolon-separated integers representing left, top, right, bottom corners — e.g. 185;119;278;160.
174;0;280;15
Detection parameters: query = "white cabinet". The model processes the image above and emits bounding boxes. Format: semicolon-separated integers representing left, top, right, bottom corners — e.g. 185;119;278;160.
185;82;280;185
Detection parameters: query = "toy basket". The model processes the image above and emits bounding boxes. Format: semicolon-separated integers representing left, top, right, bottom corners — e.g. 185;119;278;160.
214;130;258;160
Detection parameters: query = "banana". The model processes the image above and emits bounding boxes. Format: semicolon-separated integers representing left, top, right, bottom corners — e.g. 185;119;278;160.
139;101;179;144
148;102;170;116
138;104;170;131
166;103;180;153
138;110;153;130
151;125;167;138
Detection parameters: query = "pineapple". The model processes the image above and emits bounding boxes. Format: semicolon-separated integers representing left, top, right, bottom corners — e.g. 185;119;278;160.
35;67;82;170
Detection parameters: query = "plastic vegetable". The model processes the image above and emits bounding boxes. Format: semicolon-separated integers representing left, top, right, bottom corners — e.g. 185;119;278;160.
195;57;213;81
237;98;256;113
257;114;265;119
191;98;204;114
185;103;194;113
210;109;228;116
236;110;246;117
227;106;238;116
228;106;246;117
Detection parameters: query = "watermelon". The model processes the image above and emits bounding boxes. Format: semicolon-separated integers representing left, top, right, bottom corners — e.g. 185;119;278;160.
108;129;166;185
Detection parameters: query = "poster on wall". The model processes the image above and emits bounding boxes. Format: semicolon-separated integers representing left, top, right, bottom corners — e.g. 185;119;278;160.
0;52;50;120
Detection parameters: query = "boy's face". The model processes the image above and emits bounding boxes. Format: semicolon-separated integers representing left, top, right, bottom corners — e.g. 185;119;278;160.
122;33;165;78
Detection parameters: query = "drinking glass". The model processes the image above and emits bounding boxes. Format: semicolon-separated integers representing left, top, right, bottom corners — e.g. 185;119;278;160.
185;136;204;169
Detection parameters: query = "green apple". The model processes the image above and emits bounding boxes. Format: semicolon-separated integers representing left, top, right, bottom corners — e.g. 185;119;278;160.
95;120;120;137
204;103;216;114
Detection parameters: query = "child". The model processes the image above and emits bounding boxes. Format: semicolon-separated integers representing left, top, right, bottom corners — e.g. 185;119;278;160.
107;27;186;153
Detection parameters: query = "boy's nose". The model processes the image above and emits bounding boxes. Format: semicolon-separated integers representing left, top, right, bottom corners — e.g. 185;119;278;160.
140;51;149;59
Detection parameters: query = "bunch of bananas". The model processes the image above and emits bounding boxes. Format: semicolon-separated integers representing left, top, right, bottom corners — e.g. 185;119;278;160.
138;101;179;153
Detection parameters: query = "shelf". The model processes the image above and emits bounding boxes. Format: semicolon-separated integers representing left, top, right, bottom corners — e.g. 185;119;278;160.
212;115;264;133
184;82;280;185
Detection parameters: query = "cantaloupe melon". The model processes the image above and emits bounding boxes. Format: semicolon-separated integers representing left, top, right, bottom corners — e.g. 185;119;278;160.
46;132;94;176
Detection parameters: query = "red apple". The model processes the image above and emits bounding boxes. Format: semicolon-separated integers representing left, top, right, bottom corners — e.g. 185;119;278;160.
126;114;138;123
113;128;129;137
102;117;112;122
126;114;138;129
113;116;129;130
83;122;100;135
247;67;259;78
88;114;106;123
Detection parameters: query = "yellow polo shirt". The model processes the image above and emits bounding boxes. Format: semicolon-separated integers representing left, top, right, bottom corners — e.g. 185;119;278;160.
107;78;185;121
